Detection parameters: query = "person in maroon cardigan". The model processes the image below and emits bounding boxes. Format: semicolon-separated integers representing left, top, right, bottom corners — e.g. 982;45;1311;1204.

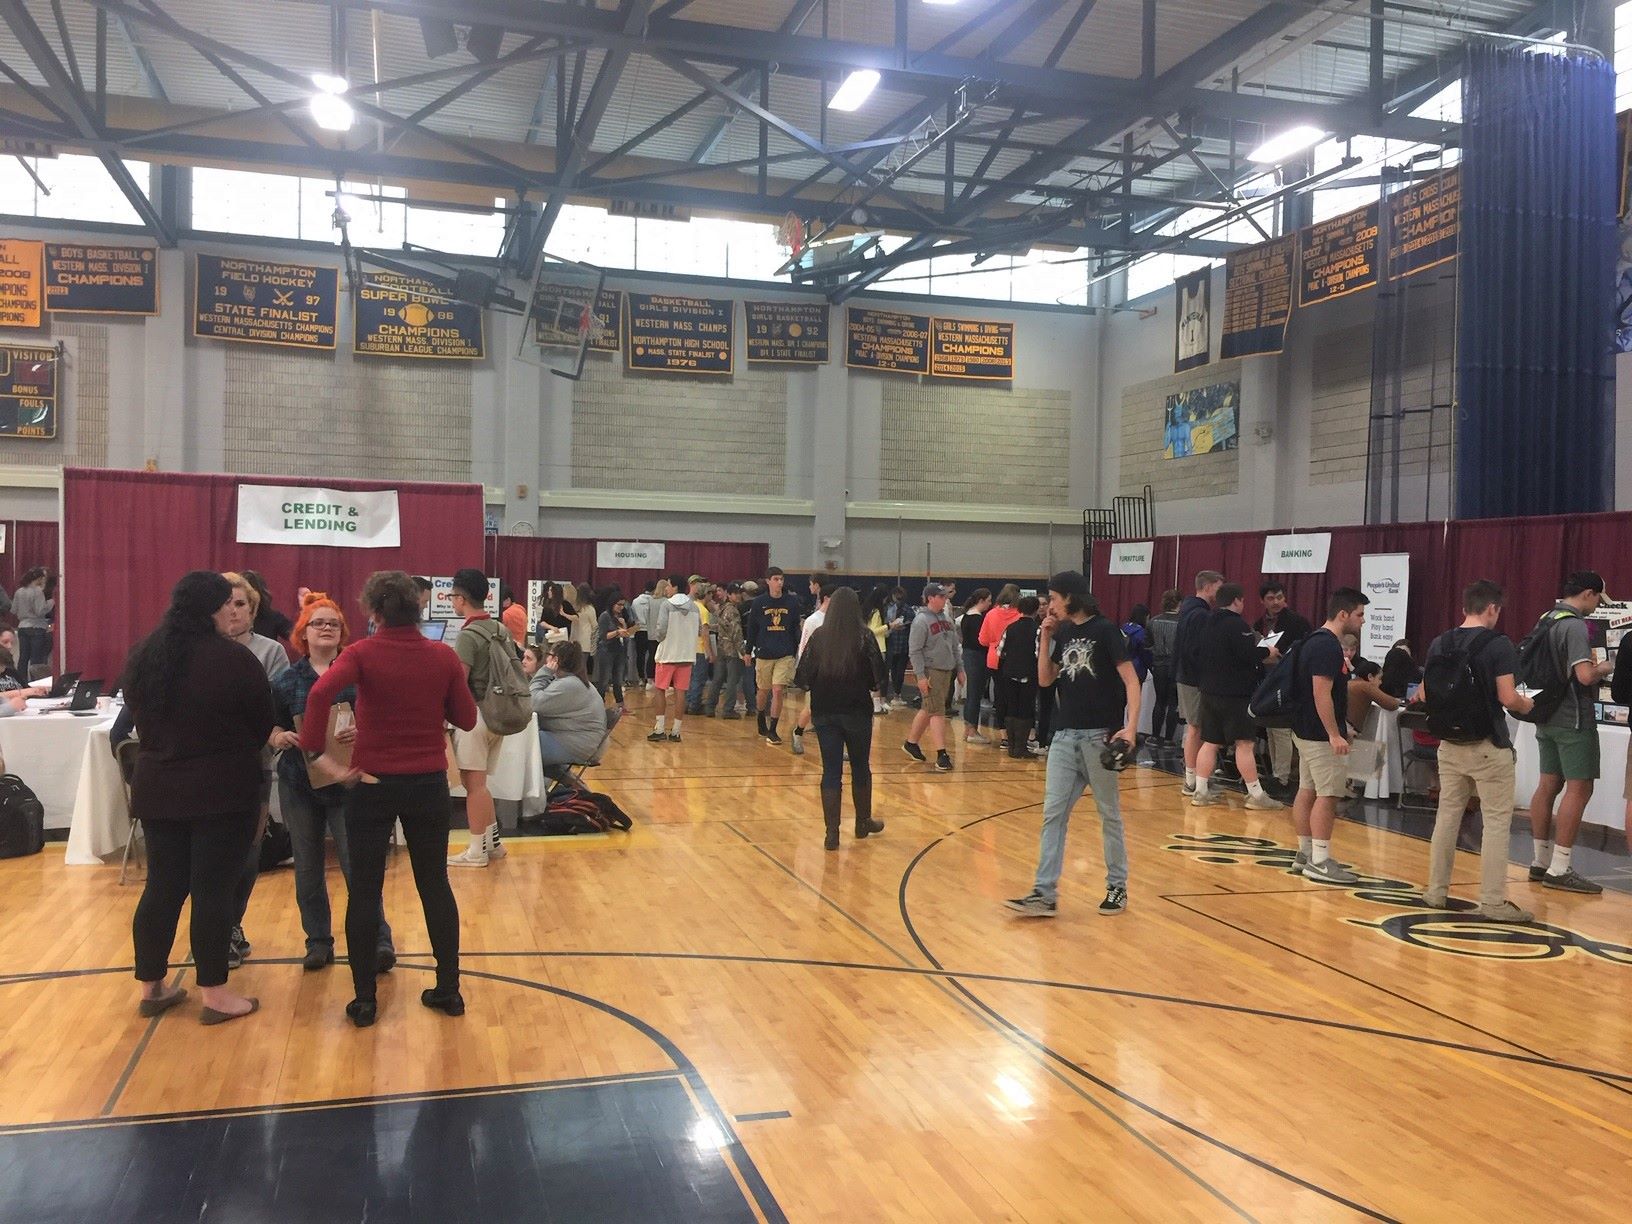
301;570;478;1028
122;571;276;1026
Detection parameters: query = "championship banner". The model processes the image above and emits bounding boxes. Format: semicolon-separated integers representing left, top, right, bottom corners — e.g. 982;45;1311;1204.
235;484;401;549
0;238;43;329
1220;235;1295;359
626;293;733;374
194;254;339;349
353;272;484;360
1108;542;1154;576
930;317;1015;381
845;307;930;374
536;284;622;352
1299;202;1379;307
1261;532;1332;574
744;300;829;364
0;345;57;439
1385;167;1460;282
596;541;666;569
1359;553;1410;663
1174;269;1210;372
43;243;158;314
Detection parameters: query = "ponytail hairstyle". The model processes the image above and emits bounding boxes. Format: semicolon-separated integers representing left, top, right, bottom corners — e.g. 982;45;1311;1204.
547;639;591;684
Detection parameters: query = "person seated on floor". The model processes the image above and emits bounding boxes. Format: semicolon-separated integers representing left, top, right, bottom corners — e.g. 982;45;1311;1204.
529;641;616;774
1342;633;1402;734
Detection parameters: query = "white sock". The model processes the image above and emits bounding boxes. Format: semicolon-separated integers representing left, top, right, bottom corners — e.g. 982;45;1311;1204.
653;715;666;733
484;825;501;851
1298;836;1313;858
1184;769;1197;788
1533;840;1552;869
1548;845;1572;876
1311;838;1331;865
1193;779;1208;798
670;718;683;735
1246;779;1266;798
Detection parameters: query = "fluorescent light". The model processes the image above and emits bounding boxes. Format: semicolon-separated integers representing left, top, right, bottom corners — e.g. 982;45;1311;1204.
309;73;354;132
1248;124;1324;164
828;69;880;112
923;1;962;5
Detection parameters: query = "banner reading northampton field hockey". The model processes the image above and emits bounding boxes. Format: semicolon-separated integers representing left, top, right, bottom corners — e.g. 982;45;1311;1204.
194;254;339;349
1385;167;1460;282
1220;235;1295;358
235;484;401;549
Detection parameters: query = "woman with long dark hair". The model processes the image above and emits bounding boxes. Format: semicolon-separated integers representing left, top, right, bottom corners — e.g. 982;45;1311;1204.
300;571;478;1028
122;571;276;1026
794;586;887;850
13;566;54;679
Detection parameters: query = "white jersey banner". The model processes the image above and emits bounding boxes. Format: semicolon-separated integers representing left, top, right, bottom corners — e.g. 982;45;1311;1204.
236;484;401;549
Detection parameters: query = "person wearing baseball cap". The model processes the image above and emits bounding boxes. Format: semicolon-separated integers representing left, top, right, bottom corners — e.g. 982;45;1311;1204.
903;582;964;771
1006;570;1141;919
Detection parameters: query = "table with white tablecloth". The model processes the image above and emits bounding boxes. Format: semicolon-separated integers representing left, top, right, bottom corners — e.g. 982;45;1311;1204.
450;714;548;820
1512;717;1629;832
0;708;119;831
65;722;129;865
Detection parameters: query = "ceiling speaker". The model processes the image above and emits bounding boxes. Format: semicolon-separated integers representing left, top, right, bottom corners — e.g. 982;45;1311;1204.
419;18;458;58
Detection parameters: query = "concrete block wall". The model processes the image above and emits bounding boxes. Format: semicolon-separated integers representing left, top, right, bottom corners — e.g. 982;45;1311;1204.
223;346;472;481
1118;358;1242;502
878;377;1069;506
0;319;109;468
569;356;787;495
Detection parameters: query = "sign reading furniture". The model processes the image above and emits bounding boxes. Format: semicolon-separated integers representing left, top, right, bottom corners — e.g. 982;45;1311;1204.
1108;542;1155;575
235;485;402;549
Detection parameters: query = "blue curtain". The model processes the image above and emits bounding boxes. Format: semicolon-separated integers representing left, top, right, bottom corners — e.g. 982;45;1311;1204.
1456;41;1616;518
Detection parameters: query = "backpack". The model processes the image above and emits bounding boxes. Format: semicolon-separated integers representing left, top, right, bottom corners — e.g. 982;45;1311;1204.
1422;629;1500;742
1514;609;1579;725
0;774;45;858
467;619;532;735
1248;637;1304;727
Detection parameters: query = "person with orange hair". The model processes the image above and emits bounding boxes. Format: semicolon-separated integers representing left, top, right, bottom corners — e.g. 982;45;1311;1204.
270;592;395;973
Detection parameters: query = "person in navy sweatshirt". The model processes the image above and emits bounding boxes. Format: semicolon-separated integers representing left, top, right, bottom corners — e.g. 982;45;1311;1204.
744;566;803;745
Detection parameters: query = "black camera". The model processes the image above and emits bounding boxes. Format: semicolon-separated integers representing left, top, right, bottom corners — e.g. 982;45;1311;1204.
1100;736;1135;772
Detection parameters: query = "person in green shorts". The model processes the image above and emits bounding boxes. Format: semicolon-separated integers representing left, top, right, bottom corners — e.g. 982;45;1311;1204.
1527;571;1615;895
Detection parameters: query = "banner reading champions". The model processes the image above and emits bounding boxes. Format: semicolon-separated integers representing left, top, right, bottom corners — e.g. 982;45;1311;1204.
235;484;402;549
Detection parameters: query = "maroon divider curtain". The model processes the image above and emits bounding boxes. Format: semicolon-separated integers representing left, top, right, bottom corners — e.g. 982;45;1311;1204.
63;468;485;686
2;520;60;596
487;537;769;602
1090;536;1181;620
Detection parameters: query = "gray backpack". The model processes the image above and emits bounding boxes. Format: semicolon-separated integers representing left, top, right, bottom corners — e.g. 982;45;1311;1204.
467;620;532;735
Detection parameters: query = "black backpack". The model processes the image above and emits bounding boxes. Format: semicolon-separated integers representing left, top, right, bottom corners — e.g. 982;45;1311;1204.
1248;637;1304;727
1422;629;1500;742
1514;609;1579;724
0;775;45;858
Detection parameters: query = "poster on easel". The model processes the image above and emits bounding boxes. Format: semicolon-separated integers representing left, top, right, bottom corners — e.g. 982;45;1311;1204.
1587;598;1631;726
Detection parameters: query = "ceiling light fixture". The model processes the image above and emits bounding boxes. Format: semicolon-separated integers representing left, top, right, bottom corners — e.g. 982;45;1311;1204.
828;69;881;112
1247;124;1324;164
309;73;355;132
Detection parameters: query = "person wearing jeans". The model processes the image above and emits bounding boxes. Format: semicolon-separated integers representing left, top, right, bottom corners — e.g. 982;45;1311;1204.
959;589;993;743
301;570;478;1028
12;567;54;679
793;587;886;850
1007;572;1141;918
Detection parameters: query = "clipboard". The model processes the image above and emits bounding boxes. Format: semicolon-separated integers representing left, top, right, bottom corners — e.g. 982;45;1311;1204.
296;702;355;788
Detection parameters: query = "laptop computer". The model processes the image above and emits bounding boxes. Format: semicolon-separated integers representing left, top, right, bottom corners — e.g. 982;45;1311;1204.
67;679;103;715
418;620;448;642
45;671;81;699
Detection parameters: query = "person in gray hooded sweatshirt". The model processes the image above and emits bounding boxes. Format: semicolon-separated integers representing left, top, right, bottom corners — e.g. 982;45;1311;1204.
649;574;703;743
903;583;964;772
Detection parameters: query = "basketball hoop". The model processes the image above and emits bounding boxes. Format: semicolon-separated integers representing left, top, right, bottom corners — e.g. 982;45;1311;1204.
777;211;806;260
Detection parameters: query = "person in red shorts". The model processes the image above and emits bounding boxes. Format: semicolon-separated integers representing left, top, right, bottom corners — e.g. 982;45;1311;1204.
649;573;703;743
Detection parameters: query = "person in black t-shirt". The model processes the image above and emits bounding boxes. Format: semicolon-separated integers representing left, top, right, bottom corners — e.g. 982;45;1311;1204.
1289;587;1369;884
1420;579;1535;921
1006;572;1141;919
958;588;993;743
1254;582;1314;793
1192;583;1282;810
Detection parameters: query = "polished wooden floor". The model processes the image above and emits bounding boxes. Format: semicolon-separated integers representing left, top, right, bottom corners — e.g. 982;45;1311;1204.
5;690;1632;1222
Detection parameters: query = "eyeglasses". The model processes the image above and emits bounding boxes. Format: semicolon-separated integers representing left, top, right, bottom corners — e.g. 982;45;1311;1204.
307;620;342;630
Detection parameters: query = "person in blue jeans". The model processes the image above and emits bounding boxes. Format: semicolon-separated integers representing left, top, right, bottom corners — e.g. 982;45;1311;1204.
1006;571;1142;919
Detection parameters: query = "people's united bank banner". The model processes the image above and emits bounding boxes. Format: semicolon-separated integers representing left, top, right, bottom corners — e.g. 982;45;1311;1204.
236;484;402;548
596;541;666;569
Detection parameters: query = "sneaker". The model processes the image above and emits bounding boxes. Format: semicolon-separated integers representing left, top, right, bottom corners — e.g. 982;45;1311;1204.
1421;890;1448;908
226;942;244;971
1028;743;1048;757
1291;850;1351;873
1190;790;1222;807
1004;891;1057;918
1477;899;1534;922
1098;886;1127;916
647;730;667;743
1181;781;1197;798
1527;864;1548;883
765;730;783;746
668;731;682;742
790;731;805;756
902;741;926;762
1301;857;1360;885
230;925;250;958
487;836;507;860
1244;792;1283;811
964;733;990;745
935;751;954;772
447;843;490;868
1540;868;1602;895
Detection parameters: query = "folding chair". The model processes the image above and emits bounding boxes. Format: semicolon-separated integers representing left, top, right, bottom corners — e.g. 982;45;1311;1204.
1396;709;1438;813
115;737;145;884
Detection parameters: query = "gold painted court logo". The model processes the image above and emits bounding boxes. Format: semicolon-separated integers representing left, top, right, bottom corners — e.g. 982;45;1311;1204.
1164;834;1632;965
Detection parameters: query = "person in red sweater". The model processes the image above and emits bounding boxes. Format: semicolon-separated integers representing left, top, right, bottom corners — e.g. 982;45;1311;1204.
301;570;477;1028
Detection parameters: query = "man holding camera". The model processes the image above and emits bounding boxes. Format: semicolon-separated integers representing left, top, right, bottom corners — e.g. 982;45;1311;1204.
1006;571;1142;919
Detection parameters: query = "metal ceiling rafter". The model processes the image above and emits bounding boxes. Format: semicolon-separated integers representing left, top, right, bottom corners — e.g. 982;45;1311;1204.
0;0;175;244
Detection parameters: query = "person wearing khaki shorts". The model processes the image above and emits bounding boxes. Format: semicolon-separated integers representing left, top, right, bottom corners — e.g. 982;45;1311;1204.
1289;590;1371;884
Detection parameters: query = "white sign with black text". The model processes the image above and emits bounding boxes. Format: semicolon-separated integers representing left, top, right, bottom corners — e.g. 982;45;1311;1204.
430;576;500;620
1108;541;1155;575
1359;553;1410;664
1261;532;1332;574
235;484;401;549
596;541;665;569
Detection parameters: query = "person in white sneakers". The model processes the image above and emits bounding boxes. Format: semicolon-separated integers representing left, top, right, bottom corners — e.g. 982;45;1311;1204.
1288;587;1370;884
447;568;511;868
649;573;702;743
1191;583;1282;810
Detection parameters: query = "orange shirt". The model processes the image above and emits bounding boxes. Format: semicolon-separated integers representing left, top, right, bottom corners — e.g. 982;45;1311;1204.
501;603;528;645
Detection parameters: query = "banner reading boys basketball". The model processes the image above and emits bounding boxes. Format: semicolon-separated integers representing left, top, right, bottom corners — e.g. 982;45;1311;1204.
43;243;159;314
235;484;401;549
